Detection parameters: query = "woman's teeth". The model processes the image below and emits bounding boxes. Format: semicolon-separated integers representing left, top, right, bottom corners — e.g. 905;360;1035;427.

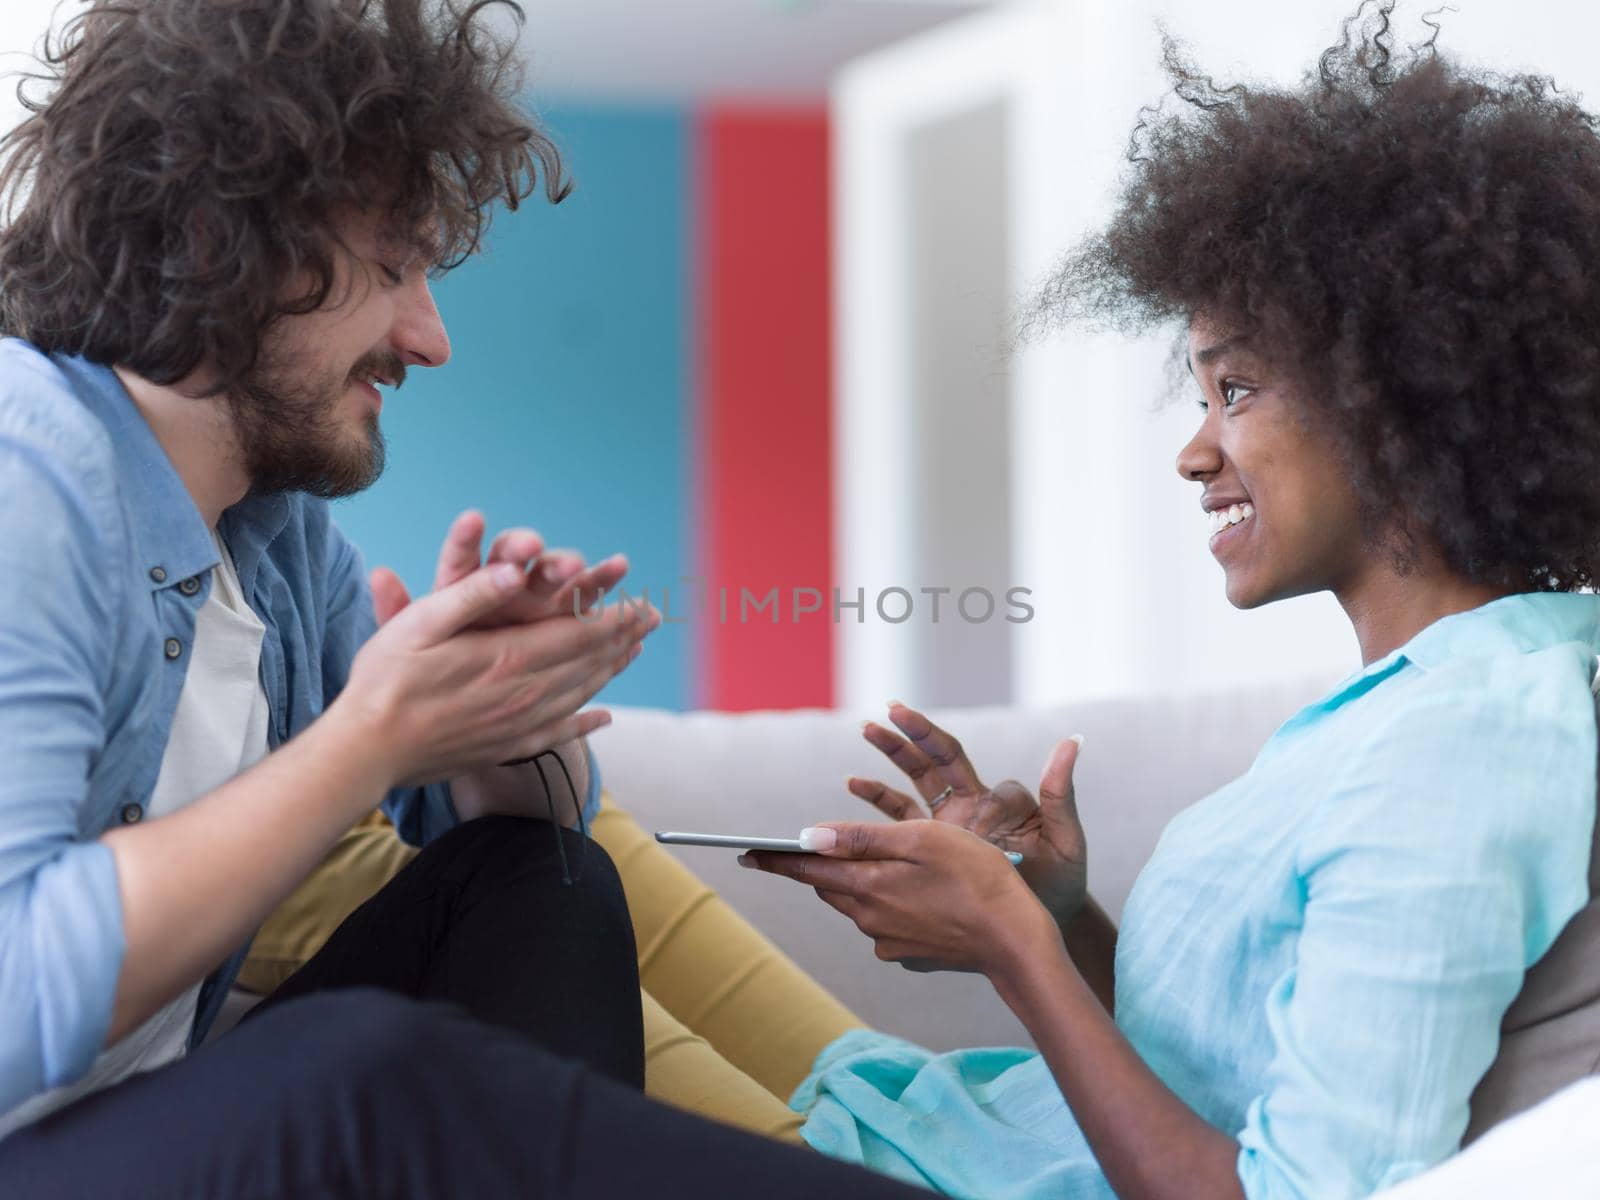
1208;502;1254;535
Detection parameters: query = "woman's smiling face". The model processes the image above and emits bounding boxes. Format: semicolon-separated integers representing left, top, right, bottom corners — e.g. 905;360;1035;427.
1177;315;1371;609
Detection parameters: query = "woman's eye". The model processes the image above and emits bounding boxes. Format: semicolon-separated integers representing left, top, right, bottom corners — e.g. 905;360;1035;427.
1203;382;1248;416
376;262;403;285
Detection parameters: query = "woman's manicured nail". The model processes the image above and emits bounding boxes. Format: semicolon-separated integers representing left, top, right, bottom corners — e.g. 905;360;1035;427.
737;852;756;869
1070;733;1085;748
799;827;837;852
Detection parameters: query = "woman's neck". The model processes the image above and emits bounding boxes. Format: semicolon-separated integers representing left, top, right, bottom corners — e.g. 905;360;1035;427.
1338;551;1515;666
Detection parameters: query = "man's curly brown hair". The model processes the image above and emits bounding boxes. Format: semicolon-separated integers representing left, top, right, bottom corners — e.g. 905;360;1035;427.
1037;0;1600;592
0;0;566;394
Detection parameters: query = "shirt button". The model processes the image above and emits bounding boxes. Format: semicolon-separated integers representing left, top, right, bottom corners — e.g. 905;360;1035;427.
148;566;167;584
178;576;202;597
120;803;143;824
163;637;183;660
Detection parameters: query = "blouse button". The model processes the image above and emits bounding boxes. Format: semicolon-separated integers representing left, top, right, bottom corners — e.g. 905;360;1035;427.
120;803;143;825
178;576;202;597
163;637;183;660
148;566;167;584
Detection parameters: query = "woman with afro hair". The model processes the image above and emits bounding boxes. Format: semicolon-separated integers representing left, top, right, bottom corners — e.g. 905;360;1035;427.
742;3;1600;1197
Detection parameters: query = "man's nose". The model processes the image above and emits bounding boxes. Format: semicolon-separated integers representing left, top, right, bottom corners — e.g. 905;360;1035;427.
393;278;451;369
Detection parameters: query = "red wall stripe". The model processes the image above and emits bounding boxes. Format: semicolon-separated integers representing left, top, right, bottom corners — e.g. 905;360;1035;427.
696;107;832;710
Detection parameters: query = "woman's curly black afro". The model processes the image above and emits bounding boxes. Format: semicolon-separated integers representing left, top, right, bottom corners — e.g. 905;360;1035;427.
1038;0;1600;592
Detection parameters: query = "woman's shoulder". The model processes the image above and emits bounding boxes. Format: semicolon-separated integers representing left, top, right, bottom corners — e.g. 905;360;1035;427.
1300;629;1598;873
1366;625;1598;755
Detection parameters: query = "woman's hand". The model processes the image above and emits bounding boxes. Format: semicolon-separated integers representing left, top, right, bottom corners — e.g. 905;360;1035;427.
849;703;1090;931
742;819;1061;977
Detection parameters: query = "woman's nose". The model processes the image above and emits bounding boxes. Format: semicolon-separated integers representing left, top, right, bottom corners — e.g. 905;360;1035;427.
1176;415;1223;481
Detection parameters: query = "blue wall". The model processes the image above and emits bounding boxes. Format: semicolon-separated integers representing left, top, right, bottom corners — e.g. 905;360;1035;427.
331;105;693;709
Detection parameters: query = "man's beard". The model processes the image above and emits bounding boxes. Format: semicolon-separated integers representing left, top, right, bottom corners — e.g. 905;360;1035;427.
225;348;402;499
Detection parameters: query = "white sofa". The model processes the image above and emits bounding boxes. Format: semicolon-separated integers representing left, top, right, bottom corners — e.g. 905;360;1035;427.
595;674;1341;1052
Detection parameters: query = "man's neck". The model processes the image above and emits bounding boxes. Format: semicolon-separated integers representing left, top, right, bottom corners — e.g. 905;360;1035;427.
113;366;251;529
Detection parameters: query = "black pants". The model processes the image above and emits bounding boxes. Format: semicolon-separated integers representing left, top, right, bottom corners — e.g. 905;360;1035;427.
0;816;922;1199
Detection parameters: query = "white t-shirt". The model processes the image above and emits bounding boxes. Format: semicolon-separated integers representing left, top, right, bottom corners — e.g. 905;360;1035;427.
0;530;270;1139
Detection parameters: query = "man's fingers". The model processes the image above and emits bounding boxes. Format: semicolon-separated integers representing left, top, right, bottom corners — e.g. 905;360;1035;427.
399;562;530;644
486;527;547;573
499;707;614;766
495;604;654;716
885;703;986;798
433;510;491;593
554;555;630;616
482;546;586;617
509;606;652;682
846;776;923;822
370;567;412;627
1037;735;1084;819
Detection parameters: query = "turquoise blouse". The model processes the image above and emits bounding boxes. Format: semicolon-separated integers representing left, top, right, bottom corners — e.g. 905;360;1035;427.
791;593;1599;1199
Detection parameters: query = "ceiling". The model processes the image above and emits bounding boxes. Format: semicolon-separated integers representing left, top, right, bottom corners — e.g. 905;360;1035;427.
514;0;992;102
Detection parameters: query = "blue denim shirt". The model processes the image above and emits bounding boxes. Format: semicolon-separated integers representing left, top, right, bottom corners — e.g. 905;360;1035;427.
0;339;600;1115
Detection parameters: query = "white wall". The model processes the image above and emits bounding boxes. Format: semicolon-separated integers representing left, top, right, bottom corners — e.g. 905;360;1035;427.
0;1;69;140
833;0;1600;711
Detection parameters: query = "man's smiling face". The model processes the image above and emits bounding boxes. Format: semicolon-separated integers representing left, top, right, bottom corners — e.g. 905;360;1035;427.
226;208;450;498
1177;314;1371;610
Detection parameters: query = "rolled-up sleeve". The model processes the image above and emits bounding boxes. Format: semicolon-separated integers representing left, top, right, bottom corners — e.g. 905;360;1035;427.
1236;668;1597;1199
0;439;127;1113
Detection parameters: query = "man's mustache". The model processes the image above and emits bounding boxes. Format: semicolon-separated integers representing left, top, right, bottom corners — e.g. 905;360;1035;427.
350;351;407;391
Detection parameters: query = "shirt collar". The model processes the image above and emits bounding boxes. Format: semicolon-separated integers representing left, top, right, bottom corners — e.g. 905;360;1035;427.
1398;592;1600;669
219;489;292;602
1321;591;1600;708
55;354;289;593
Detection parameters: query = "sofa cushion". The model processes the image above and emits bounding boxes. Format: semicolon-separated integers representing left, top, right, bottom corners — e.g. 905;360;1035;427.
1466;784;1600;1142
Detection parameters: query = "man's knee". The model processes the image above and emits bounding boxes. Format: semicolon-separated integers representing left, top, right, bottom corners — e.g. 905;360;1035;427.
432;814;631;919
248;987;459;1085
215;989;586;1189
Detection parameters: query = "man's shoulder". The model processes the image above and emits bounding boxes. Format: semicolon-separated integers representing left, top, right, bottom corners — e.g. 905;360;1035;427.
0;339;119;491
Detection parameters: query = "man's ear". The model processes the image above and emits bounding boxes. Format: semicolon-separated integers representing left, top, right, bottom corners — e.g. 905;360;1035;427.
370;566;412;627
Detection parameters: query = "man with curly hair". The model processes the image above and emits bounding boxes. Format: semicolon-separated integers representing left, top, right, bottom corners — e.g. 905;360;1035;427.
0;2;930;1196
